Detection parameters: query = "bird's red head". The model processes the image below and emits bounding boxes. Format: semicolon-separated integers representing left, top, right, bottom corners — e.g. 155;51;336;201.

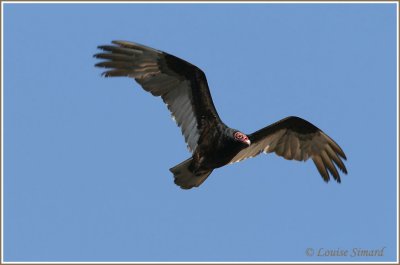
234;131;251;146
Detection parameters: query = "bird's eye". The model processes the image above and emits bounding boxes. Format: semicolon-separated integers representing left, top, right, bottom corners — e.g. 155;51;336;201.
234;132;244;140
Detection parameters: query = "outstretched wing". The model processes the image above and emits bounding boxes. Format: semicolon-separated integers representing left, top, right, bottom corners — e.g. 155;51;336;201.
229;116;347;182
94;40;221;152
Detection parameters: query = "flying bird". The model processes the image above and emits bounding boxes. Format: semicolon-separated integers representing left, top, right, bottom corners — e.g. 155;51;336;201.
94;41;348;189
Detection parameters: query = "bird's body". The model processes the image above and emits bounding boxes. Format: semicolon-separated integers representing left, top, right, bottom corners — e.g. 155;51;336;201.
95;40;348;189
173;122;250;188
195;125;244;169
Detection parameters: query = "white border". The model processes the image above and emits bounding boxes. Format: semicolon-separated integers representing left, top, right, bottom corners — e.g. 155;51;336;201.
396;0;399;263
2;0;4;263
1;1;398;264
0;1;399;3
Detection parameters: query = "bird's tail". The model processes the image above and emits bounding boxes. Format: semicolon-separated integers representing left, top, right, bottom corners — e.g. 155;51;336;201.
170;158;212;189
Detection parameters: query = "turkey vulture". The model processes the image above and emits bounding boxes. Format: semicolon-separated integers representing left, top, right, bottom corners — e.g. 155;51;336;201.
94;40;347;189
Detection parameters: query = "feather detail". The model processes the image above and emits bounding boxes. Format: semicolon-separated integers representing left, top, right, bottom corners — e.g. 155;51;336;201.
95;40;221;153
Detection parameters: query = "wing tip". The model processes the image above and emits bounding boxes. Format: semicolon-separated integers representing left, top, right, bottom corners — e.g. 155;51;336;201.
94;61;111;77
312;155;346;184
339;166;348;175
97;45;110;51
101;71;110;77
94;62;106;68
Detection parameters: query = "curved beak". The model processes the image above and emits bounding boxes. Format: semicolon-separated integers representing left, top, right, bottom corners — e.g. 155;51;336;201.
245;139;251;146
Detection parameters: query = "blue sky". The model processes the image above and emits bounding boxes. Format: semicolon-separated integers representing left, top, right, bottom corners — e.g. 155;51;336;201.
3;3;397;262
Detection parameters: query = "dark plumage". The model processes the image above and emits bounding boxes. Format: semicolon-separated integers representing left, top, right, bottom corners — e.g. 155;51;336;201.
94;40;348;189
